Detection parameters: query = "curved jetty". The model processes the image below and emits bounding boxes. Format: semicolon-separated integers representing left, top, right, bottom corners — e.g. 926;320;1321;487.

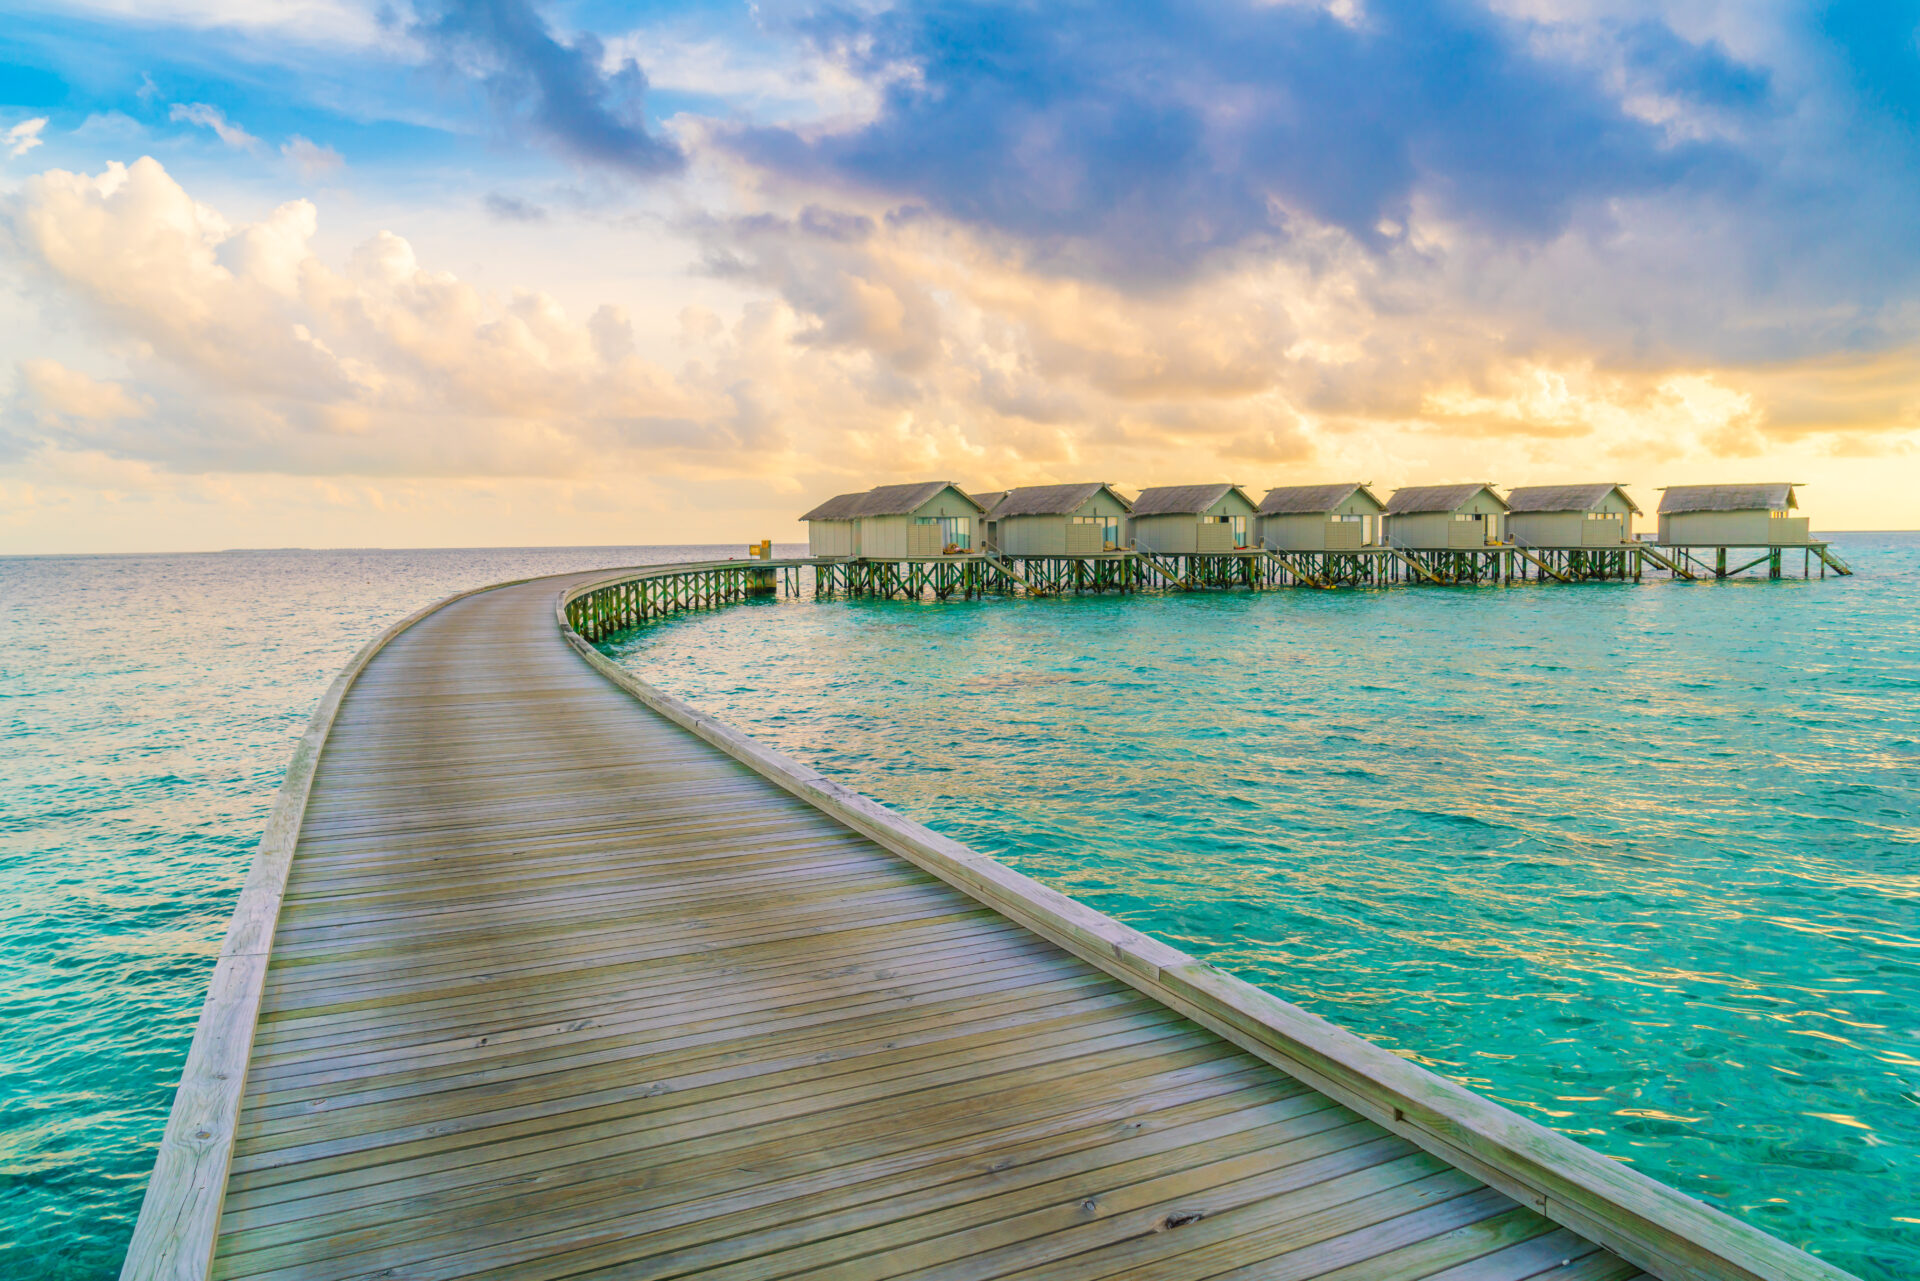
125;564;1855;1281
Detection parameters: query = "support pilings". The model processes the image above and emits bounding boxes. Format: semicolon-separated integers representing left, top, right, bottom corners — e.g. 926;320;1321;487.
1651;543;1850;580
567;539;1853;645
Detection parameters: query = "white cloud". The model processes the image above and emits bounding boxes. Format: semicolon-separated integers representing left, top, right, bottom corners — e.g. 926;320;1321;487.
602;29;882;127
169;103;260;150
5;118;47;160
281;135;344;179
9;0;384;46
0;157;760;477
17;359;148;420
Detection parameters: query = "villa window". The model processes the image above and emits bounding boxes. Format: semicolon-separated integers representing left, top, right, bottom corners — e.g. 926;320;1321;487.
1073;514;1123;548
916;515;971;549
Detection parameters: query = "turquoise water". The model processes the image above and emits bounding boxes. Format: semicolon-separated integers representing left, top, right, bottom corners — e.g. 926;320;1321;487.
0;545;770;1279
5;541;1913;1278
608;534;1920;1281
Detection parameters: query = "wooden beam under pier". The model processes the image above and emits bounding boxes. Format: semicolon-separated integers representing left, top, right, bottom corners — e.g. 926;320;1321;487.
1261;549;1334;589
983;551;1046;596
1386;547;1453;585
1634;544;1697;581
1506;543;1573;583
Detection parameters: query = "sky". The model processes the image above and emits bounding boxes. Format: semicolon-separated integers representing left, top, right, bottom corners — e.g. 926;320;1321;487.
1;0;1917;552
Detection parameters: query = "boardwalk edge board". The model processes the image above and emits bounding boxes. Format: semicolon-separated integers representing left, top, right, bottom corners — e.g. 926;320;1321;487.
557;562;1857;1281
119;573;560;1281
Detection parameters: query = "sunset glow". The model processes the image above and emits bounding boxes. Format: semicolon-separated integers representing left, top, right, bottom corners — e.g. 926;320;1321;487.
3;0;1917;551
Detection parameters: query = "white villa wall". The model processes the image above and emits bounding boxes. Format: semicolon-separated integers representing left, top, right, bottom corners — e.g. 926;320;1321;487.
1660;511;1807;545
808;521;857;557
998;516;1067;556
1391;491;1505;549
860;514;910;558
1387;512;1450;548
1131;514;1198;554
1509;512;1581;547
1260;512;1373;551
1257;514;1317;550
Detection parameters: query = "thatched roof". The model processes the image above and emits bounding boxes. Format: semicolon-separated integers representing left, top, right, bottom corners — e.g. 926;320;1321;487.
1257;483;1384;516
1507;484;1641;515
1386;483;1507;515
972;490;1008;516
1129;484;1253;517
799;492;867;522
1657;483;1798;515
800;482;983;521
992;482;1131;518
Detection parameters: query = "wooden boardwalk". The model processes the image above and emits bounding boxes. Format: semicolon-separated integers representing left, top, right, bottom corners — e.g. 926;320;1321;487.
126;565;1854;1281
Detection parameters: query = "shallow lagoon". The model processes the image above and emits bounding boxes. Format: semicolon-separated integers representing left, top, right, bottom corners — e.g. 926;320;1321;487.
2;538;1912;1279
611;533;1920;1281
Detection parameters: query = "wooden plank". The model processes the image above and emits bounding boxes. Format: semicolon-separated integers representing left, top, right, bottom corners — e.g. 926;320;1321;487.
243;918;1046;1063
1138;1184;1516;1281
241;967;1128;1110
235;992;1186;1149
243;931;1084;1083
216;1086;1344;1280
218;1056;1283;1246
224;1025;1229;1190
890;1161;1486;1281
1419;1227;1601;1281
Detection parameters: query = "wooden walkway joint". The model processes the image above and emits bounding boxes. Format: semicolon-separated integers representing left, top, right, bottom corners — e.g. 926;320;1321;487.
122;562;1859;1281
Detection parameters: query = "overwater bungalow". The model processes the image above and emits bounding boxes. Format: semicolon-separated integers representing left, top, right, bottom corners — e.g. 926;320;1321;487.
1506;484;1641;548
800;481;986;558
1658;483;1808;546
1386;483;1509;549
1128;484;1258;553
990;483;1132;555
1257;483;1387;551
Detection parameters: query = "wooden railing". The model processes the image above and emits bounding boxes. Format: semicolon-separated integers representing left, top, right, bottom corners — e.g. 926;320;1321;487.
565;558;804;642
